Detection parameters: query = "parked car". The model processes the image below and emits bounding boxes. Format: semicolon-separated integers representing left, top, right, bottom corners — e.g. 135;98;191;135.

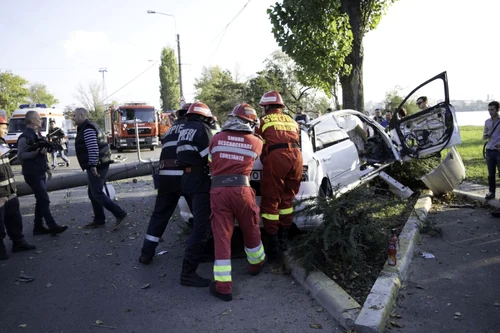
177;71;464;229
67;129;77;139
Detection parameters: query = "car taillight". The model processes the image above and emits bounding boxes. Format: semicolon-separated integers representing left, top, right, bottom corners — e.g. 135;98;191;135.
302;165;308;182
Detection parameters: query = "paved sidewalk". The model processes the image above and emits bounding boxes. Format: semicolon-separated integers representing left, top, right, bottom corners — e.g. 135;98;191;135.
386;182;500;332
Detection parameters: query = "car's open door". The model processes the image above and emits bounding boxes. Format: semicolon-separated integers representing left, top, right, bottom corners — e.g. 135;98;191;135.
389;71;461;159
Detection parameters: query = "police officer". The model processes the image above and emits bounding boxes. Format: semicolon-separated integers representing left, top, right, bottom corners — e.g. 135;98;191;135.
209;103;266;301
256;91;303;261
176;101;214;287
138;103;193;264
0;110;36;259
17;111;68;235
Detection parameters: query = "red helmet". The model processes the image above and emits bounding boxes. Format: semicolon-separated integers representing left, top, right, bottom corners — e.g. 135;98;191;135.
186;102;213;118
179;102;192;111
230;103;258;124
258;90;285;107
0;110;8;125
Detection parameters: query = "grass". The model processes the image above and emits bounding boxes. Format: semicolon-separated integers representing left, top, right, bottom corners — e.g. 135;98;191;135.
456;126;486;184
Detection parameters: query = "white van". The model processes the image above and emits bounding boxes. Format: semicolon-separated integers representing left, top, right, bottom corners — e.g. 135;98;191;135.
4;104;68;160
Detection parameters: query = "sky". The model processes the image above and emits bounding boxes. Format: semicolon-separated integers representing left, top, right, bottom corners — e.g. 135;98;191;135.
1;0;499;110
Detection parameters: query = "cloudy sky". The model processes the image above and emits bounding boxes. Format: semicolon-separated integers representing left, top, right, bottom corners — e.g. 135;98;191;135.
1;0;499;110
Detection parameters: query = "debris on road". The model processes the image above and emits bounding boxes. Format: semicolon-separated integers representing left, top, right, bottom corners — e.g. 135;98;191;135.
421;252;436;259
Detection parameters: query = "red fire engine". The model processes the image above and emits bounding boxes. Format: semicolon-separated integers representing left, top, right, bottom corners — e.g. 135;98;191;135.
104;102;160;152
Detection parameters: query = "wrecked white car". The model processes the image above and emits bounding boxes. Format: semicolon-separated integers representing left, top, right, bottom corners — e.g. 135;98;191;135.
178;71;464;229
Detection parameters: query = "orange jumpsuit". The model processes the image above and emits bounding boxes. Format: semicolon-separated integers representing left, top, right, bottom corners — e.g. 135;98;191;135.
255;109;303;236
209;130;265;295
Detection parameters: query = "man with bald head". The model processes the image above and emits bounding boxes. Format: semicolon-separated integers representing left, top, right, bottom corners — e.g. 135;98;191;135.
73;108;127;229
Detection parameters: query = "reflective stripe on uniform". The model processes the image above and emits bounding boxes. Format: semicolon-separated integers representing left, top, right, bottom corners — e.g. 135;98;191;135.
211;146;257;159
208;154;212;162
159;170;183;176
177;145;198;153
213;259;232;282
162;141;177;149
261;121;298;133
262;213;279;221
145;234;160;243
279;207;293;215
245;242;266;265
0;178;14;187
0;157;9;165
199;147;209;158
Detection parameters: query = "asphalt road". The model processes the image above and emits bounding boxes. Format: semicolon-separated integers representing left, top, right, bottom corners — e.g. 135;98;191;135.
1;140;343;333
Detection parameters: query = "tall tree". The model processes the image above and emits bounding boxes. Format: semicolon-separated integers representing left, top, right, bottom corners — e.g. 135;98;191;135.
159;47;180;112
194;66;245;122
269;0;397;112
0;71;30;116
74;82;105;127
27;83;59;107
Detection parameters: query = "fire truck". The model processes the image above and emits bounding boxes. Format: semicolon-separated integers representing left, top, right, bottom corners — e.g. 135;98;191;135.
104;102;159;152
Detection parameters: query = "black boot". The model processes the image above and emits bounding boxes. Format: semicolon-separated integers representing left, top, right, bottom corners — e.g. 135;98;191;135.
12;239;36;253
210;281;232;301
266;234;280;262
180;259;210;287
0;241;8;260
33;226;51;235
278;227;289;252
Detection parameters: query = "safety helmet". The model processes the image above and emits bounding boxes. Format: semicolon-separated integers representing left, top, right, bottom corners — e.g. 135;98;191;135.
177;102;192;118
230;103;258;125
186;101;213;118
0;110;8;125
258;90;285;107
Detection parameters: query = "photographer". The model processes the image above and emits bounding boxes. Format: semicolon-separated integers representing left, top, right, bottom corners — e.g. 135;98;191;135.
48;118;70;169
17;111;68;236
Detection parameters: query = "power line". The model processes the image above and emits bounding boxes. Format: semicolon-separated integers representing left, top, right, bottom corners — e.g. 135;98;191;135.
203;0;252;65
101;60;160;103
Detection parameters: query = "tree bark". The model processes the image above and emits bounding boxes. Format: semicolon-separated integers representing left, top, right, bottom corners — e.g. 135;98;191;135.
340;0;365;113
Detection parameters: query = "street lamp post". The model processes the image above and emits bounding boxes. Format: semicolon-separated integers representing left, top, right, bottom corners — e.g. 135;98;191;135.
147;10;184;98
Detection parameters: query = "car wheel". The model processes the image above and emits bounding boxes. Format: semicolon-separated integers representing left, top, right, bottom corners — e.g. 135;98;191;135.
319;179;333;198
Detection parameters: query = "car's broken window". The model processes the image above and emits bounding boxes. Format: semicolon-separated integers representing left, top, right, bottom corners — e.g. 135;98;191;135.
313;116;347;151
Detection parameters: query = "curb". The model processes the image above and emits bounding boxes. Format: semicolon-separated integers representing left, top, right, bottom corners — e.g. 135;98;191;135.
285;190;434;332
453;189;500;209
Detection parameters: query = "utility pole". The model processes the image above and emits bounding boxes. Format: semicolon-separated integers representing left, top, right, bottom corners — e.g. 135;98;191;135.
99;68;108;101
177;34;183;98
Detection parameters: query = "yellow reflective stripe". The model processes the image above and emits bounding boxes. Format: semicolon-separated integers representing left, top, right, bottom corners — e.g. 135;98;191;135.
279;207;293;215
262;139;266;144
213;265;231;272
261;121;298;132
208;154;212;162
262;213;279;221
245;243;266;264
214;275;232;282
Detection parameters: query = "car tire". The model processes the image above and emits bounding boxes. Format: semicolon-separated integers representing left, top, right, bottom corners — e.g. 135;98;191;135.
319;179;333;198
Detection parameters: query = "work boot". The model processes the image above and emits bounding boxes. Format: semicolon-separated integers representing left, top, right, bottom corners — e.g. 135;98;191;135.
0;241;8;260
139;253;153;264
49;225;69;235
33;226;51;236
209;281;232;302
180;259;210;287
12;239;36;253
266;234;280;262
278;227;290;252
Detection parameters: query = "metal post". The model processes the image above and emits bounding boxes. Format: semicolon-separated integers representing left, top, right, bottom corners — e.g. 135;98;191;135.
177;34;183;98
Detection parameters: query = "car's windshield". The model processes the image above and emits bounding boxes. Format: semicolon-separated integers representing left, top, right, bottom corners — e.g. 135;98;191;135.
121;108;155;122
8;117;47;133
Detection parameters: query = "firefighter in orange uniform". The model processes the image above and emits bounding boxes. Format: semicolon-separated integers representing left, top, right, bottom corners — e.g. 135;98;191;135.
209;103;265;301
255;91;302;260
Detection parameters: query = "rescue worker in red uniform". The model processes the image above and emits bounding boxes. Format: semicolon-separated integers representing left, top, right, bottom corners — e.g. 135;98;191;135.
208;103;266;301
255;91;303;260
138;103;193;264
176;101;214;287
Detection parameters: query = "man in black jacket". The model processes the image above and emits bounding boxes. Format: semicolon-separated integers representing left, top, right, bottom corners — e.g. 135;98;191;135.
0;110;36;259
139;103;193;264
73;107;127;229
17;111;68;236
48;118;70;169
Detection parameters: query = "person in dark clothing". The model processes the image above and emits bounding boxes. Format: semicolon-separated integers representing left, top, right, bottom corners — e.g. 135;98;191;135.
17;111;68;236
294;106;310;124
0;110;36;259
72;107;127;229
48;118;70;169
139;103;193;264
176;101;214;287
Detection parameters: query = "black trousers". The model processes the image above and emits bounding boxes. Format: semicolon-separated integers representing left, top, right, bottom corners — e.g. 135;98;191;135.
23;173;57;228
141;192;192;257
0;194;25;244
184;192;212;265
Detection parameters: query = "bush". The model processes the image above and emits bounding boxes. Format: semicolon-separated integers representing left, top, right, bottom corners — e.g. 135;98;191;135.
385;154;442;190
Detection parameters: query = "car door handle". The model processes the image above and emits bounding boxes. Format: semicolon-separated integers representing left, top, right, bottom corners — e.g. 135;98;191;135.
322;155;332;161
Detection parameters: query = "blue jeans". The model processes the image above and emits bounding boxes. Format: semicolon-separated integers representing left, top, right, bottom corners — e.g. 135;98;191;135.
87;164;126;224
486;149;500;194
24;173;57;228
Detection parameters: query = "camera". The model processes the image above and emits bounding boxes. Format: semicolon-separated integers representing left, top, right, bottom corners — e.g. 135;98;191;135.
27;137;59;153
